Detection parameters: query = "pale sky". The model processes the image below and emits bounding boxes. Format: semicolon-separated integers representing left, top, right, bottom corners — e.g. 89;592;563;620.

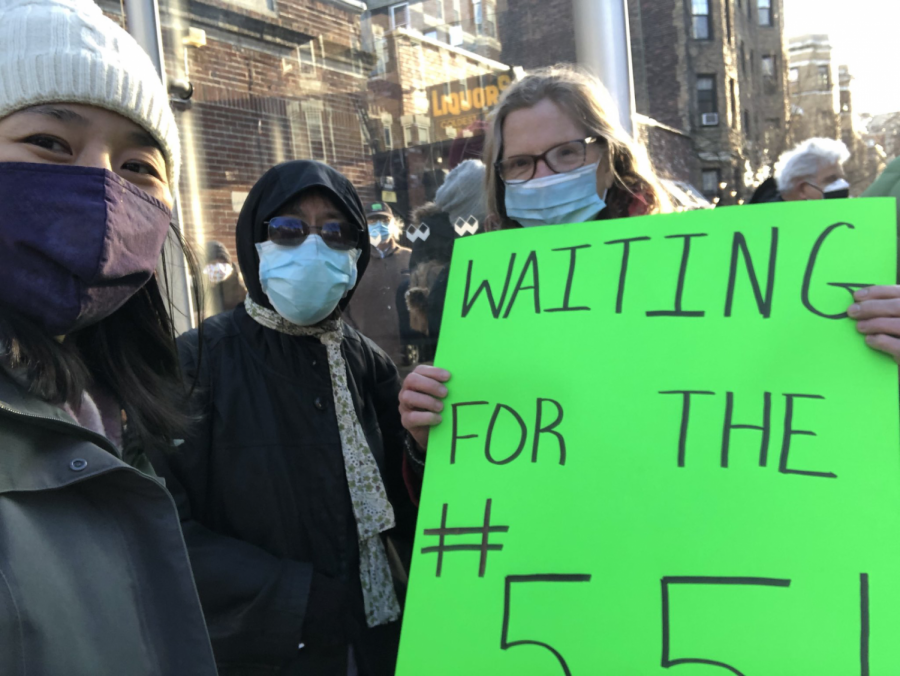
782;0;900;115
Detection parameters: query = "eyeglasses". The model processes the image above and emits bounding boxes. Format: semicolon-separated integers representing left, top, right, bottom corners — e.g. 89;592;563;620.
495;137;602;184
265;216;359;251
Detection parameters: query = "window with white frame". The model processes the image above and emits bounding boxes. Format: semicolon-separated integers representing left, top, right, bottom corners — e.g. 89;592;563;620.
416;121;431;145
692;0;711;40
761;55;775;77
789;67;799;83
302;100;326;162
372;25;386;75
484;1;497;38
380;112;394;150
390;3;410;29
818;65;830;89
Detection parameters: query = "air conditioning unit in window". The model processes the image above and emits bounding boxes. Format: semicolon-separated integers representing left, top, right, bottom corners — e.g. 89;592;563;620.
701;112;719;126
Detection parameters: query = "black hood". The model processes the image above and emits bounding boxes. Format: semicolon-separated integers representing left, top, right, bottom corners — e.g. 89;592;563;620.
235;160;370;310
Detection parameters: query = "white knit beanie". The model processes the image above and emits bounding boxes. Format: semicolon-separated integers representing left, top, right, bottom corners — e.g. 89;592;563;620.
0;0;181;188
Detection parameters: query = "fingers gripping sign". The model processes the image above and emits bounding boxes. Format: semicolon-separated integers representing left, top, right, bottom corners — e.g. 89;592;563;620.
399;365;452;450
849;285;900;363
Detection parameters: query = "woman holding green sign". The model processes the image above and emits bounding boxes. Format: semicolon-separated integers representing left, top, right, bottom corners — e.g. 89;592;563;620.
398;65;900;457
399;65;671;454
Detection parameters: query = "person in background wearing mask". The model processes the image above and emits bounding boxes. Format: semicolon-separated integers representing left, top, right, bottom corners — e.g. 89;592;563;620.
405;159;488;361
774;137;851;201
344;202;413;376
397;65;669;465
203;239;246;317
147;161;416;676
0;0;217;673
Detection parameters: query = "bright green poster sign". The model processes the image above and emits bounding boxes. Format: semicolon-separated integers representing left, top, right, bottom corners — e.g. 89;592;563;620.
396;199;900;675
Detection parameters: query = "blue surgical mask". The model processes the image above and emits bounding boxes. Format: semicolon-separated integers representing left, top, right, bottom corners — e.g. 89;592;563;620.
256;235;360;326
504;162;606;228
368;220;392;246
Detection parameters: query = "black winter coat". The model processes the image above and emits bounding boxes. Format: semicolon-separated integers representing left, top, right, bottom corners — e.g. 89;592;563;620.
148;161;417;676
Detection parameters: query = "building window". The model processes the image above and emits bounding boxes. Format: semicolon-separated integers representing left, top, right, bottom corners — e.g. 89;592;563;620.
484;2;497;38
789;67;799;82
449;24;464;46
729;78;736;128
390;3;410;29
416;122;431;145
725;0;732;43
761;55;774;77
224;0;275;11
743;109;750;134
424;0;444;21
746;0;752;19
697;75;718;125
750;49;755;75
383;125;392;150
473;0;483;35
702;169;721;195
758;0;772;25
740;41;746;75
302;101;327;162
818;65;830;89
691;0;711;40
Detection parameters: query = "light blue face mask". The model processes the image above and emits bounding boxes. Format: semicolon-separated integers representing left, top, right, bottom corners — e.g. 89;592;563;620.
504;162;606;228
368;220;392;246
256;235;360;326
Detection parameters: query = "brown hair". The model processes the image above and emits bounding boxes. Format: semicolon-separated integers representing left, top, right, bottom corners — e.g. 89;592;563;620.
484;64;670;227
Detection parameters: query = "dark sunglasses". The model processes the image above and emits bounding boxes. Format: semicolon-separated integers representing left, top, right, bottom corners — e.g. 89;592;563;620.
265;216;359;251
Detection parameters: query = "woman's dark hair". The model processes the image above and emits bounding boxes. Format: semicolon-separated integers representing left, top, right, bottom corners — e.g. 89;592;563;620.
0;223;203;445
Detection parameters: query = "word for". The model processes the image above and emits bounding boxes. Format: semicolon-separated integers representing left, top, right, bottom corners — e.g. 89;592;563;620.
421;499;509;578
497;573;869;676
451;398;567;466
461;223;872;321
659;390;835;478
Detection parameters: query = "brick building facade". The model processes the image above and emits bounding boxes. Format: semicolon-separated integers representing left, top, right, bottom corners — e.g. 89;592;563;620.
629;0;791;205
101;0;729;262
788;34;840;143
111;0;380;262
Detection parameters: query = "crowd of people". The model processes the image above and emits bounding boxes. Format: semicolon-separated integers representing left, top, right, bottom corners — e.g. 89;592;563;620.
3;0;900;674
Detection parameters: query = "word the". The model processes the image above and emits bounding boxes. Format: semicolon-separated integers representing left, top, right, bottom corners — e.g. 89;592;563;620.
659;390;836;478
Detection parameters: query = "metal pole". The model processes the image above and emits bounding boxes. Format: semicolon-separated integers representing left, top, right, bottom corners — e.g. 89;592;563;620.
123;0;196;334
572;0;636;137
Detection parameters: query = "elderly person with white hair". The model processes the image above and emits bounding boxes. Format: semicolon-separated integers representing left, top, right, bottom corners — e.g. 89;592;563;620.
775;137;851;201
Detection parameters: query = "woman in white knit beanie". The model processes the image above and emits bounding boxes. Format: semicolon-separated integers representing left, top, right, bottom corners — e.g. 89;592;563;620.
0;1;217;673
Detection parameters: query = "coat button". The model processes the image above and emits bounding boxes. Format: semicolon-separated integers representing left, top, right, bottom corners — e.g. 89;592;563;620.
314;397;326;411
311;359;318;367
69;458;88;472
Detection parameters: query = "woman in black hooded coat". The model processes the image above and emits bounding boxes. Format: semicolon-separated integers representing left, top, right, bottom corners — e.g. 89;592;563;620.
148;161;417;676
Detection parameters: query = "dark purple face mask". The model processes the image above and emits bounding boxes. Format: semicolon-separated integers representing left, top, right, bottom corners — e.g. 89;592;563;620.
0;162;172;335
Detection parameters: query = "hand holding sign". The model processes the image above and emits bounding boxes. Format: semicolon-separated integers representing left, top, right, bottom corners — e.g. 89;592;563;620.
849;284;900;362
397;199;900;675
399;365;451;450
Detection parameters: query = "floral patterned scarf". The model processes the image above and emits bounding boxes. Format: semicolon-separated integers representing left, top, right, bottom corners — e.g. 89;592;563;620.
245;296;401;627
